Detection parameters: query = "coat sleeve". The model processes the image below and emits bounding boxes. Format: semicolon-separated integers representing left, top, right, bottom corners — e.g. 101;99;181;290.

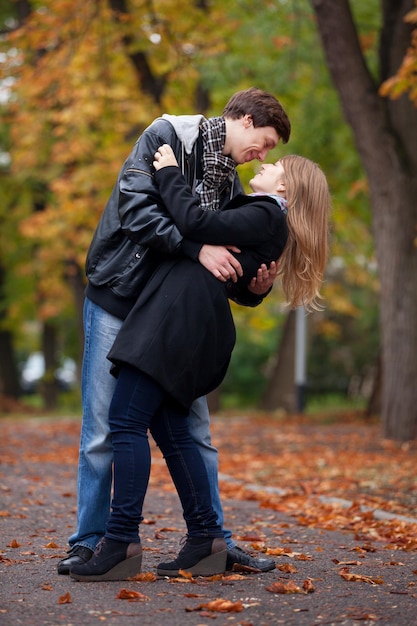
117;124;184;255
154;166;280;247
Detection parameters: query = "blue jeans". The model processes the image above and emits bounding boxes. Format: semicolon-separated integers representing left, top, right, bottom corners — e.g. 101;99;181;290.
107;365;223;542
69;298;232;550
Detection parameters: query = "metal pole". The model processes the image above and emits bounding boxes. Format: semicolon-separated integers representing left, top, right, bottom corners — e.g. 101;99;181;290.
295;306;307;412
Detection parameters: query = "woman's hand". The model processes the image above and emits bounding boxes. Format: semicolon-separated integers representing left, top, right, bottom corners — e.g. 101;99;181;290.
248;261;278;295
153;144;179;171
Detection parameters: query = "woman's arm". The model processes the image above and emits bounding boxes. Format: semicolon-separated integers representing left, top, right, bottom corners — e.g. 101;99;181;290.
153;165;278;248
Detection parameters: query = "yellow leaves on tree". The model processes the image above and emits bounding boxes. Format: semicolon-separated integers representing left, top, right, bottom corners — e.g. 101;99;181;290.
379;2;417;104
0;0;231;323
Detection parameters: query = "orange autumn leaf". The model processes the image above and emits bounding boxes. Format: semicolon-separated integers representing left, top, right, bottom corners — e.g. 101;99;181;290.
203;573;225;581
45;542;58;548
58;592;72;604
130;571;157;582
117;589;150;602
239;533;263;541
222;573;246;581
265;547;293;556
266;579;315;594
303;578;316;593
190;598;243;613
276;563;297;573
7;539;21;548
338;567;384;585
230;561;262;573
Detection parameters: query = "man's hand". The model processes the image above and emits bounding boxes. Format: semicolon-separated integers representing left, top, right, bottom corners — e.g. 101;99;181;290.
248;261;278;295
198;245;243;282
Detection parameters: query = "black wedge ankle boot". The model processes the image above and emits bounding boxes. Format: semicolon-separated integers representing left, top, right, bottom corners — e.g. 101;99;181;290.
70;537;142;582
157;536;227;577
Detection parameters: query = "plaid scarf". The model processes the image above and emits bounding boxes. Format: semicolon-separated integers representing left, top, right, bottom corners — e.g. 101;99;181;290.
198;117;236;211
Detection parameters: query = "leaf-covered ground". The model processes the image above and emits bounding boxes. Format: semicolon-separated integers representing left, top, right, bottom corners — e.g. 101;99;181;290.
0;411;417;625
213;411;417;552
2;410;416;549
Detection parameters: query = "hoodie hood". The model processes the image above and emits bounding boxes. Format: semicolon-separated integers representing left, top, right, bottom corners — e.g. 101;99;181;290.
162;114;206;154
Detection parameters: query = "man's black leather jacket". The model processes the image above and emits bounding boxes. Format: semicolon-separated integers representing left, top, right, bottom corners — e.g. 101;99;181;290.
85;116;263;318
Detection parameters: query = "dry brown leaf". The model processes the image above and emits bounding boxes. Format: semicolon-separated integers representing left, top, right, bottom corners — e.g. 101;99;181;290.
7;539;21;548
230;562;261;573
190;598;243;613
239;533;263;541
130;571;156;582
338;567;384;585
117;589;150;602
303;578;316;593
266;546;293;556
266;579;314;594
276;563;297;573
203;573;225;581
58;592;72;604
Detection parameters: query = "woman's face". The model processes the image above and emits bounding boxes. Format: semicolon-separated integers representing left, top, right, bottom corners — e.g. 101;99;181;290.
249;161;286;196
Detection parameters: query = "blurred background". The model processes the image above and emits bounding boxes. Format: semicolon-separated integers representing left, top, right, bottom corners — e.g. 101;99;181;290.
0;0;416;441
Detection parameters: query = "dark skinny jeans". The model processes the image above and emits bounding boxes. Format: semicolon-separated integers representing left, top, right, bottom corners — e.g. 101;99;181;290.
105;364;223;543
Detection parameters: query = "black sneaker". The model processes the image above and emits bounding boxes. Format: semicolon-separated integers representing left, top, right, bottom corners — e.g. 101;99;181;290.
226;545;275;572
157;536;227;577
57;545;94;575
69;537;142;582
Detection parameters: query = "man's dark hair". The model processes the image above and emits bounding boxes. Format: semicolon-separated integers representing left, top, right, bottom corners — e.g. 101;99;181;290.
223;87;291;144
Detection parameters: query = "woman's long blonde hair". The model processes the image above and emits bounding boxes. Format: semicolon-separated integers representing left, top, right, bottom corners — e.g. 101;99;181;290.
277;155;331;311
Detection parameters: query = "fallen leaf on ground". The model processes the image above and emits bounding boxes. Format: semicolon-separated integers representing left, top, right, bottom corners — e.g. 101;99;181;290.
130;572;156;582
266;579;315;594
117;589;150;601
187;598;243;613
338;567;384;585
58;592;72;604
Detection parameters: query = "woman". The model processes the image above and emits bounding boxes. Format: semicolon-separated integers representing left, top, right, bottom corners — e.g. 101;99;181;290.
70;146;330;582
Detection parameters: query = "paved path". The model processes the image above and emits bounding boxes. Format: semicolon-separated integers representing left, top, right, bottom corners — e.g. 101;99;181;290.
0;417;416;625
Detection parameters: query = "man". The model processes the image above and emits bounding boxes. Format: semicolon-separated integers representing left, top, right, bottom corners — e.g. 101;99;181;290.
58;87;291;575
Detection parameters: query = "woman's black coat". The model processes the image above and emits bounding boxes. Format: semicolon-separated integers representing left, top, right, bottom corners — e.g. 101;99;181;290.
108;166;288;409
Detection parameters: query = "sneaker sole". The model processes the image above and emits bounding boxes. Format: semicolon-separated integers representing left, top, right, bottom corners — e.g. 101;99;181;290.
157;548;227;577
70;554;142;582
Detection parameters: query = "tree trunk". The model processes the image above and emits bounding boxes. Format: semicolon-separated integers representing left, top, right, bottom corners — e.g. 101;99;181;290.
0;265;21;400
0;328;21;400
65;259;86;376
41;323;58;410
311;0;417;441
261;310;296;412
365;354;382;418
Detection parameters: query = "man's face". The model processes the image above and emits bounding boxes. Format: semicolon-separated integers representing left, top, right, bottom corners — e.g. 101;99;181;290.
224;115;280;165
